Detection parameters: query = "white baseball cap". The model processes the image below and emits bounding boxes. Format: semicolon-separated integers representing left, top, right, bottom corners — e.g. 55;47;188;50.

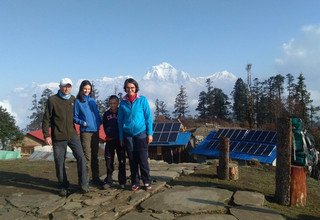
60;78;73;86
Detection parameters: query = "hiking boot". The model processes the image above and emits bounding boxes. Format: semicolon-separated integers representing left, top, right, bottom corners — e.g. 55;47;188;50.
59;188;68;197
131;185;140;191
144;183;152;190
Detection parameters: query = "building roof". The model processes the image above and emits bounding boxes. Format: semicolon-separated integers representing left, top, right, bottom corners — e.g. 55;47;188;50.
27;125;107;143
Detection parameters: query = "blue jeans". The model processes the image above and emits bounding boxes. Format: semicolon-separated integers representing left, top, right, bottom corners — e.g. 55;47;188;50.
53;135;88;189
124;132;151;186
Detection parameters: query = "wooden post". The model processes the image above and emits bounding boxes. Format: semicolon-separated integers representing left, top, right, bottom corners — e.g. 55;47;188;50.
290;166;307;206
275;117;292;205
217;136;230;180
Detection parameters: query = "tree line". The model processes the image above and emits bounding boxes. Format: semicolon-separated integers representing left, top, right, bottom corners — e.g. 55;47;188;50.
0;72;318;150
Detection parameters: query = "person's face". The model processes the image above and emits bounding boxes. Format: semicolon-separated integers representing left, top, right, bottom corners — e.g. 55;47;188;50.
108;99;119;112
82;85;91;96
59;84;72;95
125;82;136;97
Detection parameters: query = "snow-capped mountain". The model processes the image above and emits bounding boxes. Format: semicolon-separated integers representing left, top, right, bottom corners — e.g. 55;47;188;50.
2;62;238;129
143;62;192;83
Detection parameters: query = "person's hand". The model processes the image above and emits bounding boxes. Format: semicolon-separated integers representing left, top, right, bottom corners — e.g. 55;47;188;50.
120;140;124;147
147;135;153;144
45;137;52;146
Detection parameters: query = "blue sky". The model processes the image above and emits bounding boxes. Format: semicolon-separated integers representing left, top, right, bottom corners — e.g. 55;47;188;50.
1;0;320;114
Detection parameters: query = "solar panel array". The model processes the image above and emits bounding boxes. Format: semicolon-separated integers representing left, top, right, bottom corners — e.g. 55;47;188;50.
205;129;277;157
151;122;181;144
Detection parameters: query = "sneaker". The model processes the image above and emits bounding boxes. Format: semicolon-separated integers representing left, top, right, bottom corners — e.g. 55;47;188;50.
144;183;152;190
80;186;90;194
59;188;68;197
119;184;125;189
131;185;140;191
103;183;112;190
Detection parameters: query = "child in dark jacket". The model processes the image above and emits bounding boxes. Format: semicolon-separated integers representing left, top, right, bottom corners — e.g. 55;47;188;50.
102;95;126;189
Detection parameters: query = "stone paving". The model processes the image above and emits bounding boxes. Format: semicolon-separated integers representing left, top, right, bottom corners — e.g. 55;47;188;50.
0;160;285;220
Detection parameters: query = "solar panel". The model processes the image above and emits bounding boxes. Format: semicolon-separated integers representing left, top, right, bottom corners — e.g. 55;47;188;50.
219;129;228;138
198;127;278;164
248;144;260;154
159;132;169;142
214;129;223;139
251;131;262;141
262;145;275;156
230;141;239;151
230;129;240;140
236;130;247;140
244;130;255;141
264;132;277;143
241;142;254;153
163;123;172;131
155;123;164;132
153;133;160;142
168;132;178;142
172;122;181;131
152;122;181;144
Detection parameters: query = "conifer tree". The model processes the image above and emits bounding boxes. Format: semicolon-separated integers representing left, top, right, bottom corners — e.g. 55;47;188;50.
27;88;53;131
154;98;170;120
196;91;207;119
172;85;189;118
231;78;248;123
294;73;312;124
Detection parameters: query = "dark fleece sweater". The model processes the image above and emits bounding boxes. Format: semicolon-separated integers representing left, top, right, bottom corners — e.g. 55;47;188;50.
42;93;77;141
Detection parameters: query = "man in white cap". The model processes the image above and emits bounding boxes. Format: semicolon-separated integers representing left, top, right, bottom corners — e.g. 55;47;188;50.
42;78;89;196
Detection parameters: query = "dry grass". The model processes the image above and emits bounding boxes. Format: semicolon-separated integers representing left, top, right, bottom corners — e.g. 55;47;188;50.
170;160;320;220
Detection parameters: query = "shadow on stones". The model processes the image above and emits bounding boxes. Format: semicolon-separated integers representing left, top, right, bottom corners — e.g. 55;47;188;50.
169;179;254;193
188;198;225;206
0;171;61;194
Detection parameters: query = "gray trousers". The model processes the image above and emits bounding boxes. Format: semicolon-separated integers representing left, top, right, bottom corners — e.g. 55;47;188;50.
53;135;88;189
80;132;100;180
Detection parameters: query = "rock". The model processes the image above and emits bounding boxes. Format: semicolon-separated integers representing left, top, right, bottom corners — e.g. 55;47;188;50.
233;191;265;207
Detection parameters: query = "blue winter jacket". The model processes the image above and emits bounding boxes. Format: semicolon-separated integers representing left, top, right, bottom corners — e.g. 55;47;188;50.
118;94;153;141
74;95;102;132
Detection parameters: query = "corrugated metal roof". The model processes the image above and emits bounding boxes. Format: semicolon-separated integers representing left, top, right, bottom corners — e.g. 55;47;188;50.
192;129;277;165
27;125;107;143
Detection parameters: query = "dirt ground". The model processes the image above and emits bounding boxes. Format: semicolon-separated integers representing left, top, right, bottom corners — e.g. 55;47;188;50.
0;159;106;196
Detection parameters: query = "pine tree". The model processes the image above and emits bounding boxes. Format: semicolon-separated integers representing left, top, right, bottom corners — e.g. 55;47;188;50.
27;88;53;131
294;73;312;124
172;85;189;118
231;78;249;123
92;81;105;115
154;98;170;120
211;88;230;120
286;73;296;115
196;91;207;119
0;106;23;150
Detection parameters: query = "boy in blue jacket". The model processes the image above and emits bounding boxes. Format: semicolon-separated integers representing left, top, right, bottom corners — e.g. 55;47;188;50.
102;95;126;189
